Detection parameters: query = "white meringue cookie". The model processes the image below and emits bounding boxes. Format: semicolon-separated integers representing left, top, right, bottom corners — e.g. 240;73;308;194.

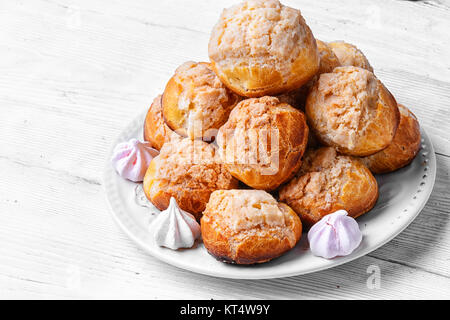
111;138;158;182
150;197;201;250
308;210;362;259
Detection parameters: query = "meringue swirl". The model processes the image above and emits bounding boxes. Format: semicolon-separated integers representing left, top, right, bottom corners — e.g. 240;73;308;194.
308;210;362;259
111;138;159;182
150;197;201;250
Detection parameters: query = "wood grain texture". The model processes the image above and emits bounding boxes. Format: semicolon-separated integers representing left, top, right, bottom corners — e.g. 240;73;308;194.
0;0;449;299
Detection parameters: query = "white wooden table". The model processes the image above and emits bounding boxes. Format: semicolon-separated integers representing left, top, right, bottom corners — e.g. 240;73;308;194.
1;0;450;299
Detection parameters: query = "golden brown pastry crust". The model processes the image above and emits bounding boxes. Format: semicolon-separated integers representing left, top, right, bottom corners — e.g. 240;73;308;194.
328;41;373;72
361;104;421;174
217;96;309;190
201;190;302;264
143;137;239;219
143;95;178;150
316;40;342;75
279;147;378;229
162;61;240;140
208;0;319;97
306;66;400;156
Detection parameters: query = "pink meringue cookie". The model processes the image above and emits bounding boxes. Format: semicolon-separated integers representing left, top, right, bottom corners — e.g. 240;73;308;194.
111;138;159;182
308;210;362;259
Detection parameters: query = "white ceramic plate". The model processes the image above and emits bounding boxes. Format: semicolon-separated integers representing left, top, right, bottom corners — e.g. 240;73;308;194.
103;111;436;279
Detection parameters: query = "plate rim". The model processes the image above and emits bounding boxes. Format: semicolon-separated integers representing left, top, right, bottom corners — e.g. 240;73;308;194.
103;110;437;280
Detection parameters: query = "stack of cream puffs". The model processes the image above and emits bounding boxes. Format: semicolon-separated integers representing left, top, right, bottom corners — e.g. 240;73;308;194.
140;0;421;264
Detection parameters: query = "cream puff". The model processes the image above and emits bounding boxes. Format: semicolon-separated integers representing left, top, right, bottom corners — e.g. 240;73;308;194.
306;66;400;156
316;39;342;75
143;94;178;150
279;147;379;229
162;61;240;141
201;189;302;264
328;41;373;72
217;96;309;190
143;136;239;220
208;0;319;97
361;104;421;174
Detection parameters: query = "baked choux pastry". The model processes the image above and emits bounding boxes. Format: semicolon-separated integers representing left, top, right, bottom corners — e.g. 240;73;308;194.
217;96;309;190
143;94;178;150
162;61;240;140
201;189;302;264
279;147;378;229
208;0;319;97
328;41;373;72
306;66;400;156
316;39;342;75
361;104;421;174
143;136;239;220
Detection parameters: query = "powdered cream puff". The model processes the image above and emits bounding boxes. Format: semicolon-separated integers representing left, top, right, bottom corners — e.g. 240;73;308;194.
279;147;378;229
143;94;178;150
328;41;373;72
208;0;319;97
306;66;400;156
162;61;240;140
143;137;239;220
316;39;342;75
361;104;421;174
201;189;302;264
217;96;309;190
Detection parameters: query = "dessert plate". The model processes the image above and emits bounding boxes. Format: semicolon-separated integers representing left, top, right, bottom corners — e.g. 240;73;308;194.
103;111;436;279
